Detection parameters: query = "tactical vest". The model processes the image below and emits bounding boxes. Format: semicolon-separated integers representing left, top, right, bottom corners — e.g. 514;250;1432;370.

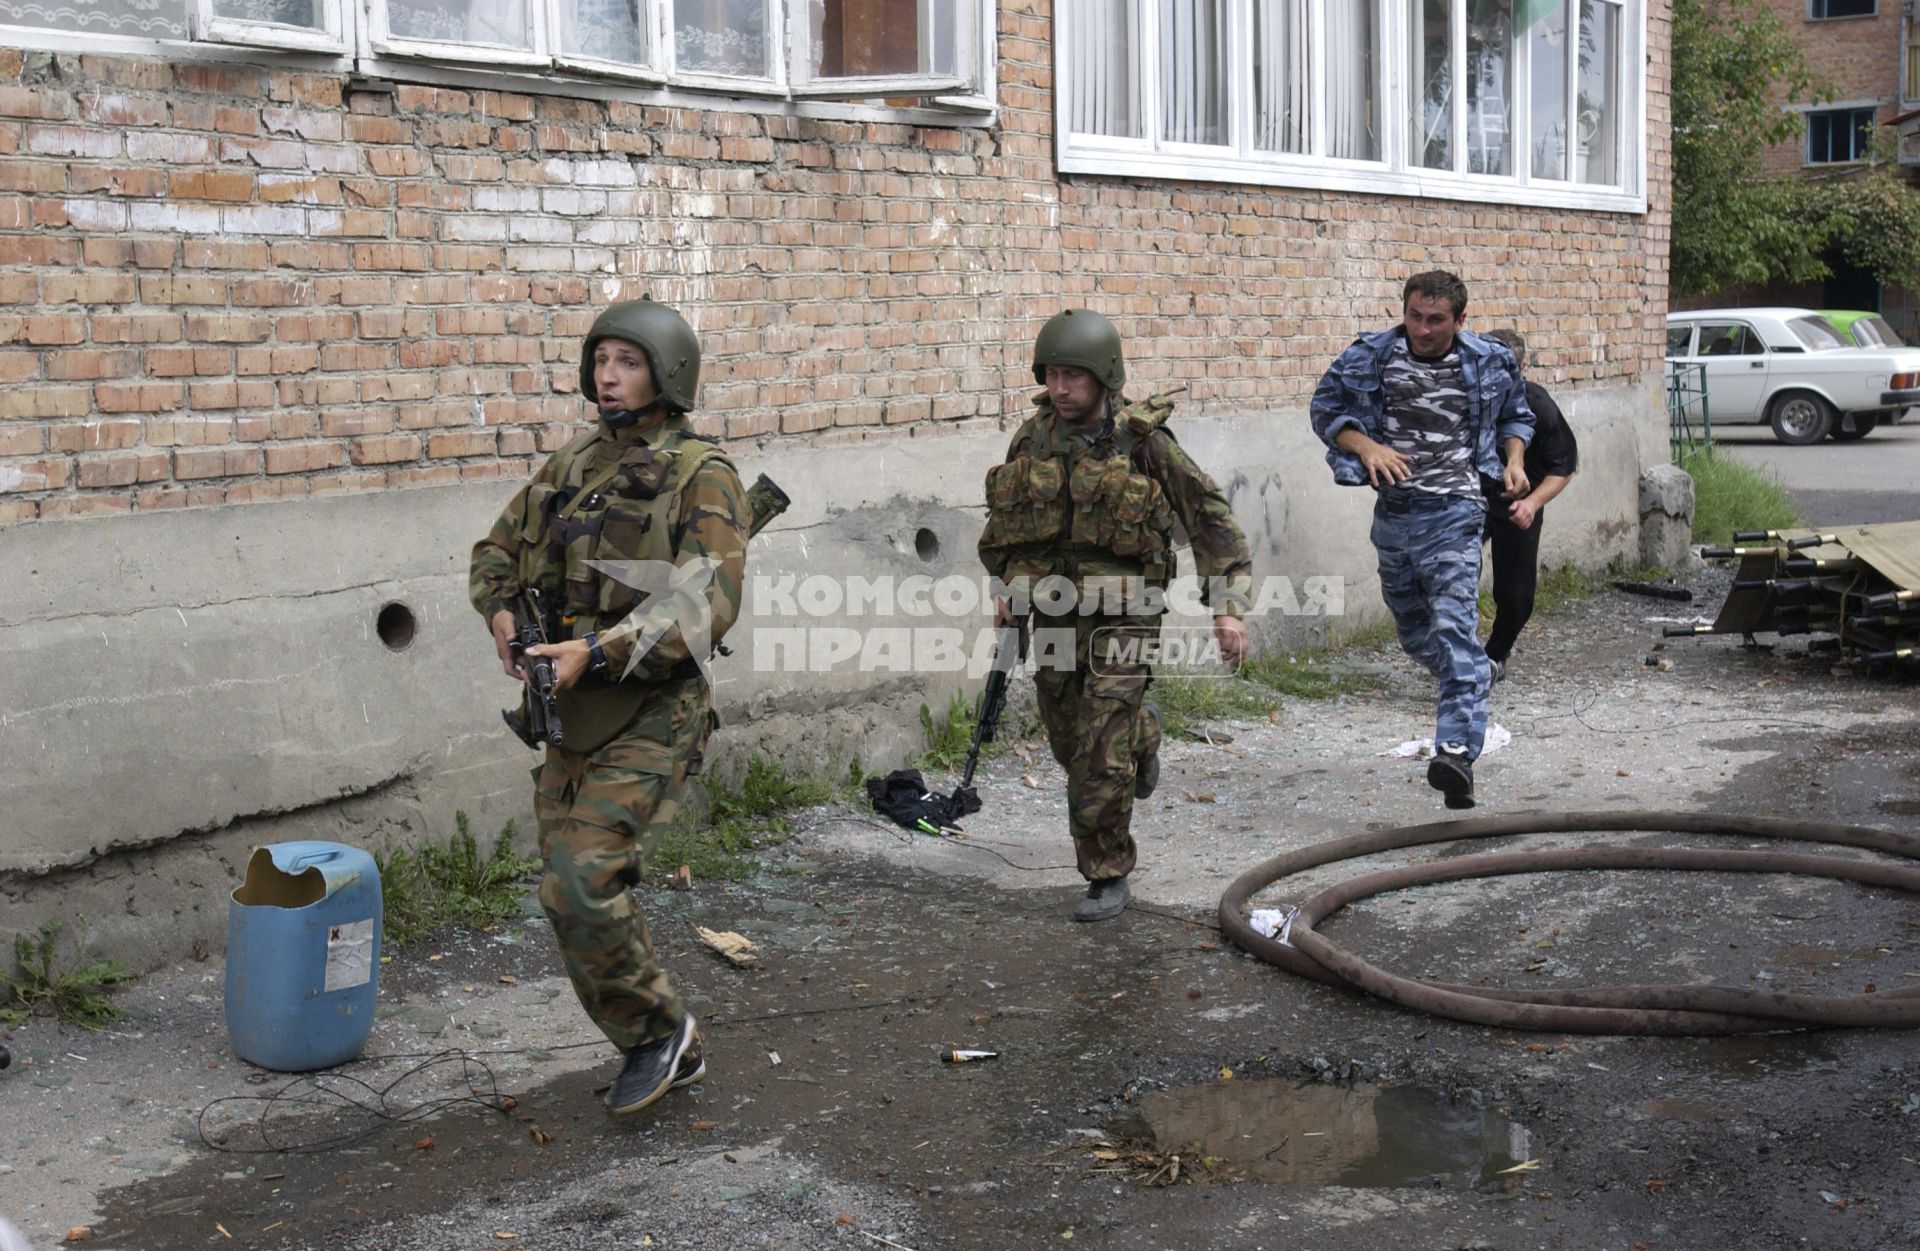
517;415;732;752
978;396;1175;573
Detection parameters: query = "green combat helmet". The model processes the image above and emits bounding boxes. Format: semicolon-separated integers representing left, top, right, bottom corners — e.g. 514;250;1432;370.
580;296;701;411
1032;309;1125;391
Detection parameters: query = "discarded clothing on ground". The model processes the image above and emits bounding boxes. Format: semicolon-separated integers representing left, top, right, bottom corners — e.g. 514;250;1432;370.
865;768;980;833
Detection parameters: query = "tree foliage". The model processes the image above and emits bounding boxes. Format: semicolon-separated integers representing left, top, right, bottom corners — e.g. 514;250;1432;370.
1669;0;1821;298
1673;0;1920;300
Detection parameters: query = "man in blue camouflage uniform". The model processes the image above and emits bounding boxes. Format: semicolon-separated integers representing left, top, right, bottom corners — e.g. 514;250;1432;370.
1309;271;1534;808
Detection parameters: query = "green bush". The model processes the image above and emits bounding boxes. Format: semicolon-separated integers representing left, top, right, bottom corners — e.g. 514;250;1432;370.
0;918;131;1030
1683;450;1803;543
376;812;539;948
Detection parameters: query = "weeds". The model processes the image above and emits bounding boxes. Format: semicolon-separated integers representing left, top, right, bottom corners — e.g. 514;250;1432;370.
0;918;131;1030
1682;449;1804;542
1151;674;1280;739
918;691;977;774
377;812;540;948
649;754;840;884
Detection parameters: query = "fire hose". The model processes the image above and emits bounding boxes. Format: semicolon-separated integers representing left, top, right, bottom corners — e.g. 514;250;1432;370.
1218;812;1920;1035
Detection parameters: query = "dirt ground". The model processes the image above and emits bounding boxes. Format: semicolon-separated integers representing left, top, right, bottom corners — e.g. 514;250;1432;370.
6;564;1920;1251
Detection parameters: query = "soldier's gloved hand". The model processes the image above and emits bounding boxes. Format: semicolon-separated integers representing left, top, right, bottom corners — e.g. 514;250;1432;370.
1120;392;1177;436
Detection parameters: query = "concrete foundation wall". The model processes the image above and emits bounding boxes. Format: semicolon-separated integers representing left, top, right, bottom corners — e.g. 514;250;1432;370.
0;383;1657;970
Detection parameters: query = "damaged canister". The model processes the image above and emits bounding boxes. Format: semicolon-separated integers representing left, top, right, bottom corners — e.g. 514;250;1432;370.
224;841;382;1071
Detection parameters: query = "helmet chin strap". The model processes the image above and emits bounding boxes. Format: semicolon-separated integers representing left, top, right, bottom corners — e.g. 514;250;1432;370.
598;399;666;431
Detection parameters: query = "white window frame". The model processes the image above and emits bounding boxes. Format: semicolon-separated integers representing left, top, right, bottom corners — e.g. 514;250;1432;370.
0;0;994;114
1056;0;1646;213
784;0;973;98
192;0;349;53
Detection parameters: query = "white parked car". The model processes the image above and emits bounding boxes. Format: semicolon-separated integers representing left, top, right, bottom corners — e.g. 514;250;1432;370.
1664;307;1920;444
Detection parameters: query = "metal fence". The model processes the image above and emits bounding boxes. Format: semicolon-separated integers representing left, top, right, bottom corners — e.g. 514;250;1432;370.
1666;361;1711;462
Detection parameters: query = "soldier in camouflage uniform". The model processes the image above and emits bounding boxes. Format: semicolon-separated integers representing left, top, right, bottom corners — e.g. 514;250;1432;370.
1309;271;1533;809
470;297;748;1115
979;310;1252;922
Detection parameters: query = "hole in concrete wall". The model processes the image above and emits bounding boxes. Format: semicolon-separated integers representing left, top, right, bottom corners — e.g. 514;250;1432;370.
376;601;417;652
915;527;940;562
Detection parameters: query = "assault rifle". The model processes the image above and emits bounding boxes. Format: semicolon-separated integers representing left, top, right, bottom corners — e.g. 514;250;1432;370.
952;623;1025;814
503;588;565;749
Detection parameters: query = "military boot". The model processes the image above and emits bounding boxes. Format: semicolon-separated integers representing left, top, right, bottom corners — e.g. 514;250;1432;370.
1073;876;1130;922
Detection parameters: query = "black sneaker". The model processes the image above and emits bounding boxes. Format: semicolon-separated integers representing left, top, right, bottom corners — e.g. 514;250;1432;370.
1427;745;1475;810
1134;702;1162;800
606;1013;698;1117
671;1030;706;1089
1072;876;1130;922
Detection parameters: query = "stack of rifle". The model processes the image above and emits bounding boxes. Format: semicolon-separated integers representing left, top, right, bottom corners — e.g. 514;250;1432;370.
1672;520;1920;670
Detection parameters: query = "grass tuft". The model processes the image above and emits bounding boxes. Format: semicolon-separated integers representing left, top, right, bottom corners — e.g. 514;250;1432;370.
0;918;131;1030
376;812;540;948
649;754;840;884
1682;450;1804;543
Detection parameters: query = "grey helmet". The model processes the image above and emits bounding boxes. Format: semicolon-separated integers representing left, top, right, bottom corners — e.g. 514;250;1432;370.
580;296;701;412
1032;309;1125;391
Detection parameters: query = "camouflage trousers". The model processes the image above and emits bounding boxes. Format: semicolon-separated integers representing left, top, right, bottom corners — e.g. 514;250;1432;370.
532;677;711;1051
1371;492;1491;760
1032;612;1162;881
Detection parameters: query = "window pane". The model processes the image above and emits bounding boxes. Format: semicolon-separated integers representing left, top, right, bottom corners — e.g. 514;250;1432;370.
1413;0;1453;169
214;0;323;24
1467;0;1512;175
1810;0;1873;18
808;0;956;78
0;0;186;35
1576;0;1618;182
1529;0;1568;178
1326;0;1380;159
1253;0;1309;154
1068;0;1142;137
676;0;766;74
1665;325;1692;357
391;0;531;46
1158;0;1227;145
563;0;647;62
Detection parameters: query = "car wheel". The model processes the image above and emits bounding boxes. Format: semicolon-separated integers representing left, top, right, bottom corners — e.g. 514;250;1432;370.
1828;413;1880;442
1767;392;1834;445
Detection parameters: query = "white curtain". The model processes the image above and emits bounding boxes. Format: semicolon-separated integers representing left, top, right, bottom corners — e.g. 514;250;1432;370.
1068;0;1142;138
391;0;532;47
1576;0;1619;183
1158;0;1226;145
1325;0;1378;159
1253;0;1309;154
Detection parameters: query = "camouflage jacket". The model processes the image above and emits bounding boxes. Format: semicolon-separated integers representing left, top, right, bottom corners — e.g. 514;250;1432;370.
470;413;749;684
978;393;1253;616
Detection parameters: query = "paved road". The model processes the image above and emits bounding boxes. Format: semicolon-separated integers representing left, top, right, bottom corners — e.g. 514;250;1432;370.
1711;415;1920;526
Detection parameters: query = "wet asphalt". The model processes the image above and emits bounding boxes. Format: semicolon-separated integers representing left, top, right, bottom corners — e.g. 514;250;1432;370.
8;562;1920;1251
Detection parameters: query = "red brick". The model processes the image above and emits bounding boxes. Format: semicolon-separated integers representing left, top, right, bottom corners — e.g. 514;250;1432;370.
41;274;138;305
0;457;70;492
45;348;141;381
0;425;43;455
350;434;422;465
92;314;183;344
141;276;229;306
95;382;183;414
40;494;132;519
48;420;141;452
173;446;261;479
75;449;168;487
427;430;497;458
145;417;231;447
0;387;90;419
263;441;347;474
169;170;257;202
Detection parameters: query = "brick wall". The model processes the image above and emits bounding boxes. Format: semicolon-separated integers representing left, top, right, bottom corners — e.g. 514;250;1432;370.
1756;0;1905;176
0;0;1671;526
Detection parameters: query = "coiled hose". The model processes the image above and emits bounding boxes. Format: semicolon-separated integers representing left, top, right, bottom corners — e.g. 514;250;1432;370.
1218;812;1920;1035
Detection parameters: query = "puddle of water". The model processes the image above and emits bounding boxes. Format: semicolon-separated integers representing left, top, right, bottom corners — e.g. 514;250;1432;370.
1132;1079;1533;1188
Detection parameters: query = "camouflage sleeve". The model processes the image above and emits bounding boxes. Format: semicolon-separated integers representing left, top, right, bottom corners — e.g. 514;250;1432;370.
468;451;567;621
976;418;1035;582
597;456;749;677
1141;432;1254;618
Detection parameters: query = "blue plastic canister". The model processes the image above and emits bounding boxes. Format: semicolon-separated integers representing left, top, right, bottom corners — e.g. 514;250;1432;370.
224;841;382;1072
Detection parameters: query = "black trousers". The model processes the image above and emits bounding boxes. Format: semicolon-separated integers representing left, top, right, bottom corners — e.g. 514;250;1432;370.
1484;505;1543;664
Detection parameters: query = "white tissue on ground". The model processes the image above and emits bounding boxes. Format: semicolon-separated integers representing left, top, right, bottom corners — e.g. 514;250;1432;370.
1249;905;1301;947
1381;723;1512;760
